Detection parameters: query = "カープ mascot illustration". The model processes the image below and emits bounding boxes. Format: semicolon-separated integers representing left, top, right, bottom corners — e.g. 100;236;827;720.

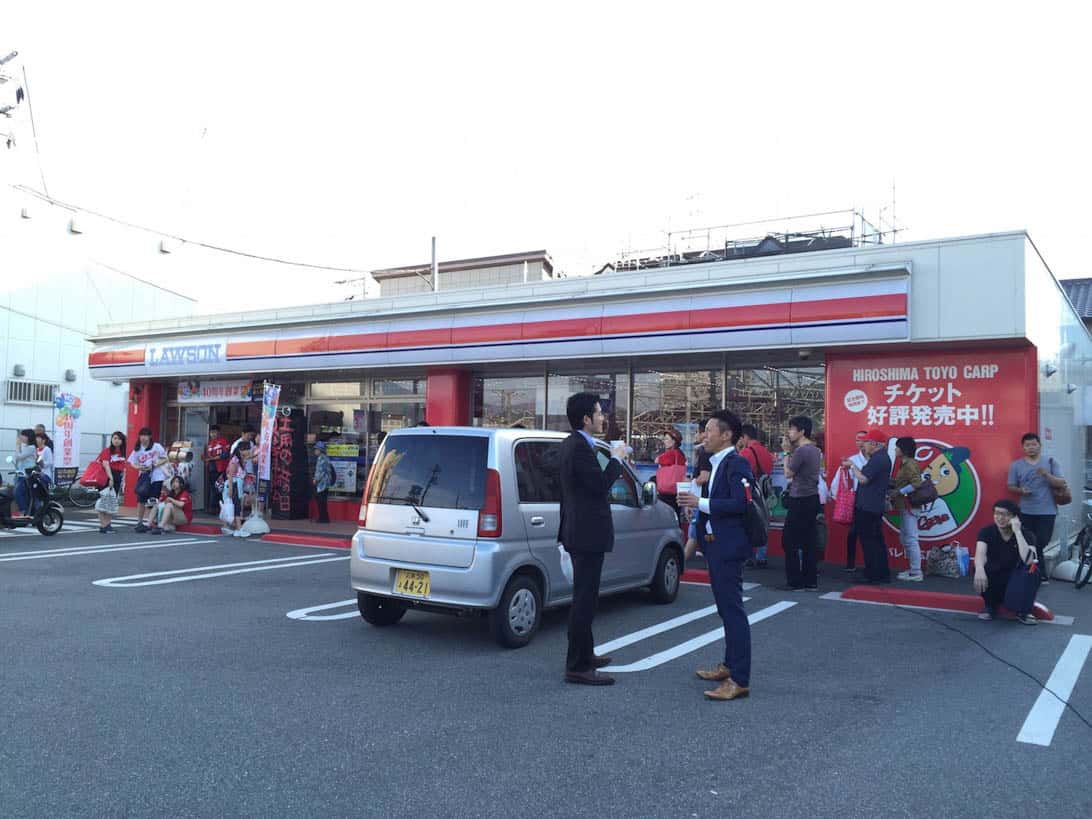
915;444;972;539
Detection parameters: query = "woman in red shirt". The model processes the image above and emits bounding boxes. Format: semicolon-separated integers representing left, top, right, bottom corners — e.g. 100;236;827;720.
95;431;127;534
656;428;688;513
151;476;192;534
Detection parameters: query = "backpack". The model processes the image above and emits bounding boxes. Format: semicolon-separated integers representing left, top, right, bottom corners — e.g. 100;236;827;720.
747;446;775;516
325;459;337;486
741;476;769;548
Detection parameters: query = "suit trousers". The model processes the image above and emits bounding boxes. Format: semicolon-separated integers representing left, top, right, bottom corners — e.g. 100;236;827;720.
856;509;890;582
566;551;605;672
783;494;820;587
705;542;751;687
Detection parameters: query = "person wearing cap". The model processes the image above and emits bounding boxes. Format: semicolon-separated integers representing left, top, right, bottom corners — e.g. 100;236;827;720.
655;427;688;515
830;430;868;572
842;429;893;584
312;440;333;524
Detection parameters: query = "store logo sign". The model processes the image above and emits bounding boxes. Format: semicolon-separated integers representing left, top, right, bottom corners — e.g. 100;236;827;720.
146;339;227;368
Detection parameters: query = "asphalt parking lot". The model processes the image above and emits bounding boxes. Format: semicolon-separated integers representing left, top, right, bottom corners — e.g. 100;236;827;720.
2;518;1092;819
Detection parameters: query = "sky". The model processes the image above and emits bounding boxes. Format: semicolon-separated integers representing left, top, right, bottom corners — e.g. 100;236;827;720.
2;2;1090;313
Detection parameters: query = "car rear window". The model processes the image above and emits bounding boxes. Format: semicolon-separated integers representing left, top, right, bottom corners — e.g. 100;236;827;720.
367;435;488;510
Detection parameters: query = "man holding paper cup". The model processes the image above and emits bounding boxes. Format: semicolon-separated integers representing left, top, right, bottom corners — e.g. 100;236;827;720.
557;392;627;686
677;409;754;701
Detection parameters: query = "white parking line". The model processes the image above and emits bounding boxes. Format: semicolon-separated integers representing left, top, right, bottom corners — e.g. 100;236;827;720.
93;553;349;587
608;600;797;673
286;599;359;621
0;538;210;561
595;600;751;656
1016;634;1092;746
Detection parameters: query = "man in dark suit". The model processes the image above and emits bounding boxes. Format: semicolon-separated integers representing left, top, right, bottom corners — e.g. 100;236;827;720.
558;392;626;686
678;409;754;701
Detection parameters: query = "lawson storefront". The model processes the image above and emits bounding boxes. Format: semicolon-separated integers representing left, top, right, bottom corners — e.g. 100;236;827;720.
87;231;1092;569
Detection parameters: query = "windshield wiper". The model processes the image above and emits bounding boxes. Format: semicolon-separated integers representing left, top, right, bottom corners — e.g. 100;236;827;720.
373;495;430;522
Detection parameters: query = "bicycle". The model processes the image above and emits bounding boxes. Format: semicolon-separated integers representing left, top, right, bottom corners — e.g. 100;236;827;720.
1076;522;1092;589
67;475;103;508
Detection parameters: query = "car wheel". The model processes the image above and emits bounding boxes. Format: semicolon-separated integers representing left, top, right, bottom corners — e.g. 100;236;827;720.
490;574;542;649
37;507;63;536
357;592;407;626
650;545;682;603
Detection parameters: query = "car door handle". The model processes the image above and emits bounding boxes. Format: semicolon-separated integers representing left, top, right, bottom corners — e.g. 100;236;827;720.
530;516;545;526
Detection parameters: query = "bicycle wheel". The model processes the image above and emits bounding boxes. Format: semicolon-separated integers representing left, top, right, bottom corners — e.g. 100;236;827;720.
1076;544;1092;589
67;481;100;508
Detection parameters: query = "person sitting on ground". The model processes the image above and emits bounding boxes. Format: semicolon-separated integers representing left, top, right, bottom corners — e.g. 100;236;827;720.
973;499;1039;625
151;476;193;535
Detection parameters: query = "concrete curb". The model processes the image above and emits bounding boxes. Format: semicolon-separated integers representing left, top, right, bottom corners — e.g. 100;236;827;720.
841;585;1055;621
177;523;352;549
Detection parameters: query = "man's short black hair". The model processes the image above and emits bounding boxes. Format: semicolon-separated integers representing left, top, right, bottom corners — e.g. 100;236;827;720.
709;409;742;445
895;436;916;457
209;425;220;432
242;424;257;434
788;415;813;438
740;424;760;440
566;392;600;431
1021;432;1040;444
993;498;1019;516
416;420;430;427
697;419;707;432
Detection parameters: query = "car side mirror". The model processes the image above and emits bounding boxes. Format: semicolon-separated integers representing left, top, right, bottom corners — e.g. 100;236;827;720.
642;480;658;506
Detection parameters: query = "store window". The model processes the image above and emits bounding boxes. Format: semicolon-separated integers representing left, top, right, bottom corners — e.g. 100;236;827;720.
373;378;425;397
474;375;545;429
310;381;364;399
546;370;629;440
307;401;365;496
631;368;722;467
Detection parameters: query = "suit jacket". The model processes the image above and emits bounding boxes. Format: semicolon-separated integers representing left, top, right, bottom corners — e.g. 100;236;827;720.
557;431;624;553
698;450;754;562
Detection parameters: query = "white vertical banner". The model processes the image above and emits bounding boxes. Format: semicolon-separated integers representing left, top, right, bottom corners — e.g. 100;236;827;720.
258;382;281;481
54;391;82;469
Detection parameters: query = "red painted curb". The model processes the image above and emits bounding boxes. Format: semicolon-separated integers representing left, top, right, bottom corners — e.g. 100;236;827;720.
681;569;710;584
259;533;352;549
841;585;1054;621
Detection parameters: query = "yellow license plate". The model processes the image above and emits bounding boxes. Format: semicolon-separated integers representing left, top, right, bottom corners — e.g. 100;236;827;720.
394;569;430;598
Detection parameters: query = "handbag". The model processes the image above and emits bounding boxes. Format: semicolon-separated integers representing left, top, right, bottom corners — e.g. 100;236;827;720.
134;471;152;499
655;462;688;495
1003;553;1041;614
1049;458;1072;506
908;474;939;508
94;486;119;514
80;461;109;489
832;467;855;525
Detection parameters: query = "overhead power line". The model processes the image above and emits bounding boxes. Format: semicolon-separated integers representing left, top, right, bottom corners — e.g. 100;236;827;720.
12;184;372;275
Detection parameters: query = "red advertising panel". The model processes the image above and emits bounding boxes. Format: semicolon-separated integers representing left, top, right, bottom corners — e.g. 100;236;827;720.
825;347;1036;567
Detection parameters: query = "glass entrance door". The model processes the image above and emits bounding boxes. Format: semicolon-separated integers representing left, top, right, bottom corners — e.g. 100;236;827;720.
182;407;210;511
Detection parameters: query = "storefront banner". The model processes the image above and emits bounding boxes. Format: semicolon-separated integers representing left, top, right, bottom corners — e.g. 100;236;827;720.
258;383;281;481
326;443;359;494
271;409;309;519
53;392;82;469
177;380;255;403
827;349;1033;563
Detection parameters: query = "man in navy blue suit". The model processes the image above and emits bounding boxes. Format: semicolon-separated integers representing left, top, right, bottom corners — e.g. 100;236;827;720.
678;408;754;701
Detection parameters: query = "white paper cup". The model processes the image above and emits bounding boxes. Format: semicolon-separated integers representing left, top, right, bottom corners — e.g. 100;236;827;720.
676;481;694;497
610;440;625;450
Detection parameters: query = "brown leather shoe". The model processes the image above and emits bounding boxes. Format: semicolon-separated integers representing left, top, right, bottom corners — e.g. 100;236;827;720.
565;669;616;686
704;678;749;700
695;663;731;681
591;655;612;669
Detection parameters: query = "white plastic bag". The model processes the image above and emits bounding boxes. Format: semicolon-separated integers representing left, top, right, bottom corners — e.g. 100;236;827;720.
219;497;235;525
558;543;574;584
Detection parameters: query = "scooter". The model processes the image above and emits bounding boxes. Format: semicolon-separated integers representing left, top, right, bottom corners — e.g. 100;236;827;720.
0;458;64;535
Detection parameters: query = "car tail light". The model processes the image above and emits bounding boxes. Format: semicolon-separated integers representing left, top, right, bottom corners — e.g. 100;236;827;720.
358;463;376;526
477;468;502;537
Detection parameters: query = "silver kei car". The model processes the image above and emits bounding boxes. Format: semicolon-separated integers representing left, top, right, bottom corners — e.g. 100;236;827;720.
350;427;684;648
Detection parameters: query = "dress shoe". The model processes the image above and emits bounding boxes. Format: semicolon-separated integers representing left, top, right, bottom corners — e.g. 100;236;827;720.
704;678;750;701
591;655;612;669
695;662;731;682
565;669;615;686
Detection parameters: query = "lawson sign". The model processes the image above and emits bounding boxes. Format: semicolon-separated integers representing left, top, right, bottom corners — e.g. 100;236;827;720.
145;339;227;368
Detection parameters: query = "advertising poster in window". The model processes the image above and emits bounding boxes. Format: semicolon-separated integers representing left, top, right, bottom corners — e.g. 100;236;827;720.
825;349;1034;566
326;442;359;494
